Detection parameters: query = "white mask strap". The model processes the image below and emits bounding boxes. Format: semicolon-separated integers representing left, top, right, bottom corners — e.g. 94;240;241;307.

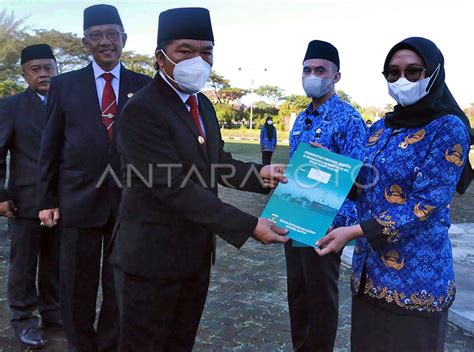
160;49;177;66
426;63;441;93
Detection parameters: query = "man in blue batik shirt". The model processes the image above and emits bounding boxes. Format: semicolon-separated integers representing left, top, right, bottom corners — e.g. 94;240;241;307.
285;40;367;352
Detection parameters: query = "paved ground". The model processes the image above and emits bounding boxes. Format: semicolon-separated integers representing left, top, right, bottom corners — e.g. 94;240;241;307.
0;142;472;351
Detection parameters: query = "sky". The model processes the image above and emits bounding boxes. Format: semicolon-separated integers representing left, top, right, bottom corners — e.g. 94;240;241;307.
3;0;474;108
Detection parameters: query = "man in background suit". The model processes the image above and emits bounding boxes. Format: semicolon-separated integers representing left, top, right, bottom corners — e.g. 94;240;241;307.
37;5;151;351
110;7;289;352
0;44;60;350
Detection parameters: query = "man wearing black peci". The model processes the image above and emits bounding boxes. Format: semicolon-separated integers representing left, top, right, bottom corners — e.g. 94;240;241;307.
37;4;151;351
110;7;289;352
0;44;60;350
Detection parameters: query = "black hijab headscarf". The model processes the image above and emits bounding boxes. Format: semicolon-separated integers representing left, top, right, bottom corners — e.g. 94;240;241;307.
383;37;473;194
264;117;275;141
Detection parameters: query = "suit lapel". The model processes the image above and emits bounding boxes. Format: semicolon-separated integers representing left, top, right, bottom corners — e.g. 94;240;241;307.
78;63;103;118
24;88;47;136
154;74;210;162
76;64;108;141
197;94;219;164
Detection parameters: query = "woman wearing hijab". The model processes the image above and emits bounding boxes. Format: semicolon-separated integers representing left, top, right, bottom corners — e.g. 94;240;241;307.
314;37;473;351
260;116;277;165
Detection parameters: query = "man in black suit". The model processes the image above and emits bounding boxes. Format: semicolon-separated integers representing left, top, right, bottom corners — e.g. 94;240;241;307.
0;44;60;350
110;7;289;352
37;5;151;352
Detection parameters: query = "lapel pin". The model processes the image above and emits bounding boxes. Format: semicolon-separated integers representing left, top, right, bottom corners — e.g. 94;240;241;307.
127;93;134;98
198;136;205;145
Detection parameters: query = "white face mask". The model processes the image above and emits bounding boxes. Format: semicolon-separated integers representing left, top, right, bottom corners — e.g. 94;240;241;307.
161;50;211;94
267;120;273;125
387;64;440;107
302;73;336;99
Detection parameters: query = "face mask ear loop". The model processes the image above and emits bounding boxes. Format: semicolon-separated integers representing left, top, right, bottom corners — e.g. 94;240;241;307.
160;49;180;85
160;49;177;66
426;63;441;93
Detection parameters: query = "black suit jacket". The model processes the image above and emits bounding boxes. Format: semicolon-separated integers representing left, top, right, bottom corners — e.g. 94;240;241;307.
0;88;49;218
37;63;151;228
110;74;269;279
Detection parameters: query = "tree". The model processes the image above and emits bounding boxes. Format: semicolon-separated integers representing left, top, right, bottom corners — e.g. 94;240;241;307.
252;101;279;126
336;89;362;113
384;103;394;113
29;29;89;73
0;10;28;81
361;105;384;122
219;87;249;105
207;71;230;103
0;80;23;97
278;94;311;131
121;51;155;77
214;103;248;126
336;89;351;104
254;85;285;105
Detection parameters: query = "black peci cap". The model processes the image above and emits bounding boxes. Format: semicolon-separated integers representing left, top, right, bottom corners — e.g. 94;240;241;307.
157;7;214;48
83;4;123;31
21;44;56;65
303;40;340;70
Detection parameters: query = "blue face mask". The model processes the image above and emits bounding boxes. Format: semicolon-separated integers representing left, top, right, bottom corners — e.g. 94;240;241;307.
302;72;336;99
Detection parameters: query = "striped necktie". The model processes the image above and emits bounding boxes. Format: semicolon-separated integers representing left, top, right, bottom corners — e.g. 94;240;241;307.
101;73;117;140
186;95;205;141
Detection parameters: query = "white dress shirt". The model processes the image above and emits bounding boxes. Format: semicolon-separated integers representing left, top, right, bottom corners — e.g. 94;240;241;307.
92;60;121;106
36;93;46;103
159;71;206;135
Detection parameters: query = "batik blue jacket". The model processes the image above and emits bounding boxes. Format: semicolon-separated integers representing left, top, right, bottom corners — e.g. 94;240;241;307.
260;126;277;151
353;114;470;312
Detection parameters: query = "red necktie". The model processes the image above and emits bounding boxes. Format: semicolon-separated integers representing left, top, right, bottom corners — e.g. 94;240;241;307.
101;73;117;141
186;95;205;141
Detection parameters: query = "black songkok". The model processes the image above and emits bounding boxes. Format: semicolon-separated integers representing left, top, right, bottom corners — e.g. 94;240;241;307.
21;44;56;65
157;7;214;48
83;4;123;31
303;40;340;70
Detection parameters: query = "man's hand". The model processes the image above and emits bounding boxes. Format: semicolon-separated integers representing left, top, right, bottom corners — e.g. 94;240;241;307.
260;164;288;188
252;218;289;244
315;225;363;256
0;200;17;218
38;208;60;228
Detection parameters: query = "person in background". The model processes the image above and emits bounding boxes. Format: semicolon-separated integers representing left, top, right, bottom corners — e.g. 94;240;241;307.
0;44;60;350
365;119;373;128
285;39;367;352
260;116;277;165
36;5;151;351
316;36;473;352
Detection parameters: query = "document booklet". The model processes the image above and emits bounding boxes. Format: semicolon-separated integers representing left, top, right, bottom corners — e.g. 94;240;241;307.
261;143;362;247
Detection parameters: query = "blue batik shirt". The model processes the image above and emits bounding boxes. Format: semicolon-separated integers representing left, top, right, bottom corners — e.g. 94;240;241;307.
289;93;367;227
352;115;470;312
260;126;277;151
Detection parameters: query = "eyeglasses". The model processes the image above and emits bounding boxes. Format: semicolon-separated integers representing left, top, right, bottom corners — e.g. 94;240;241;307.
87;30;124;43
383;67;427;83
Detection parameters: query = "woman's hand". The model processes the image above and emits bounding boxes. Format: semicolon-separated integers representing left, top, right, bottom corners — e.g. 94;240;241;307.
315;225;363;256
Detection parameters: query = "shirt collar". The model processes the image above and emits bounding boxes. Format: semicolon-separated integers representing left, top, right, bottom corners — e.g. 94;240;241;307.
36;93;46;102
92;60;122;80
159;71;198;105
304;93;338;116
